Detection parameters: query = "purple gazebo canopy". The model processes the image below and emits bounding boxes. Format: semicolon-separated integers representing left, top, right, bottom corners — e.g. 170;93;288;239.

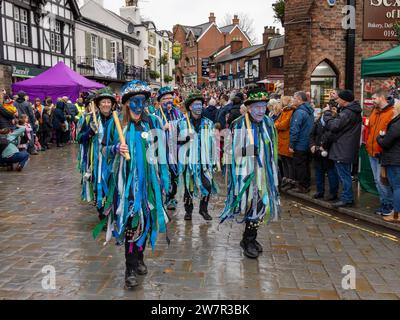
12;61;104;103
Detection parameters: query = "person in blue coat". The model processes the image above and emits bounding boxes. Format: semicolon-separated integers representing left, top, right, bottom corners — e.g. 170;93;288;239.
289;91;315;193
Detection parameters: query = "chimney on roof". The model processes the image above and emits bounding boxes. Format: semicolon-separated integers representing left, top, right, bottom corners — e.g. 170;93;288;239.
125;0;138;7
230;39;243;54
209;12;216;23
232;15;240;26
263;26;280;45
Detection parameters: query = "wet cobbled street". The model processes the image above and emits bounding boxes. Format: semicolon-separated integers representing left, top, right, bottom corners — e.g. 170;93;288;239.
0;145;400;300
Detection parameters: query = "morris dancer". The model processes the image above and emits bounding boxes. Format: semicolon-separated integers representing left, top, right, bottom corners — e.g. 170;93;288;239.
99;80;170;290
77;88;117;221
156;86;183;210
176;91;218;221
220;89;280;259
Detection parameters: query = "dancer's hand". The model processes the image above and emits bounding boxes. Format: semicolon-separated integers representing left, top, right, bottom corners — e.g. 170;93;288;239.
119;143;129;155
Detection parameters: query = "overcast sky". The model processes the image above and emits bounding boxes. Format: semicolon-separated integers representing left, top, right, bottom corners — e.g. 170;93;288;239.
101;0;281;43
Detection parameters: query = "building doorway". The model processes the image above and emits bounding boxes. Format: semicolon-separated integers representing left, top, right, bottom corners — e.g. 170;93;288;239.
311;61;338;108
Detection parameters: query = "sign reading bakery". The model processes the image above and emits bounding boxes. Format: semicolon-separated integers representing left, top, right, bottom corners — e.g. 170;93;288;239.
364;0;400;40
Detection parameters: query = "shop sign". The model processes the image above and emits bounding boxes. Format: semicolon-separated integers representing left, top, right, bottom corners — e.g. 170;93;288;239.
12;65;43;78
364;0;400;40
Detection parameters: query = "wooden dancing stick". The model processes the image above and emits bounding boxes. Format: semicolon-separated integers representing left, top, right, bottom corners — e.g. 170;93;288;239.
90;101;98;128
185;112;193;133
245;112;254;146
112;111;131;161
159;105;169;124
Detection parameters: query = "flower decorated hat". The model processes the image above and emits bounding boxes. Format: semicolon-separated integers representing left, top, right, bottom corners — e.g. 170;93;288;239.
184;91;205;110
244;90;269;106
157;86;175;102
121;80;152;104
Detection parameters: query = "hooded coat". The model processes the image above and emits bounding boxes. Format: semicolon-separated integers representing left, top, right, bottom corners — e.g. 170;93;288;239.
289;102;314;152
323;101;362;164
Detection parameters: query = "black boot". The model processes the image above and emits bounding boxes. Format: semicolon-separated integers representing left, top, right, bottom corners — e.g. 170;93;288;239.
199;196;212;221
184;195;193;221
124;266;138;290
240;224;259;259
136;251;148;275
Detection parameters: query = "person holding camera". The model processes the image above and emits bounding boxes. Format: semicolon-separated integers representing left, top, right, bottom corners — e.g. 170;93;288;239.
322;90;362;208
309;104;339;201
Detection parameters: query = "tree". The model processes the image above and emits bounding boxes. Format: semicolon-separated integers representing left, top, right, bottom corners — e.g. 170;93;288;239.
272;0;285;27
221;12;257;44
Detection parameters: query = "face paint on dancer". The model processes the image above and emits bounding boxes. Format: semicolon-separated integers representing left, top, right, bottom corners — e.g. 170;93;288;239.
190;101;203;117
129;94;148;115
161;94;174;111
249;102;267;123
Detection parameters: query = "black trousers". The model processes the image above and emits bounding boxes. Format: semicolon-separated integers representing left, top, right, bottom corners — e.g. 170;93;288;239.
242;197;265;240
281;156;295;180
293;151;311;189
125;216;147;269
56;129;63;146
167;169;179;202
183;167;212;214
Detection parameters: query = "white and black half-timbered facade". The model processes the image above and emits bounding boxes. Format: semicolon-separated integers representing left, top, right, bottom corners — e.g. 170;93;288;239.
0;0;80;90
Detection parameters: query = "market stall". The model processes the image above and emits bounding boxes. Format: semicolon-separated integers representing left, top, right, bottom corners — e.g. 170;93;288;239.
12;61;104;103
359;45;400;194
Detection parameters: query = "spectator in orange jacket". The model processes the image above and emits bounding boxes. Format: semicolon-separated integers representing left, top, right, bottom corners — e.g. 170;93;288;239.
366;89;395;216
275;96;296;191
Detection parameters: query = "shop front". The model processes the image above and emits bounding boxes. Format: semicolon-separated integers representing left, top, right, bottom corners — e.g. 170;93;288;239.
310;61;338;108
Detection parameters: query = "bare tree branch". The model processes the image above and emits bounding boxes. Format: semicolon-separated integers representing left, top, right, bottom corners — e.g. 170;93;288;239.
220;12;257;44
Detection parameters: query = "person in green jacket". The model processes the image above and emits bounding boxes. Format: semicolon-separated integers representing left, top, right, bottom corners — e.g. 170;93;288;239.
0;126;30;171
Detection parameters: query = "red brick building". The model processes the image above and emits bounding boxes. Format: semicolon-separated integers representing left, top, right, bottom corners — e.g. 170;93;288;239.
284;0;398;107
172;13;252;85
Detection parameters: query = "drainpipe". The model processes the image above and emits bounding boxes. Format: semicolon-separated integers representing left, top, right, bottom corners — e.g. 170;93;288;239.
345;0;355;91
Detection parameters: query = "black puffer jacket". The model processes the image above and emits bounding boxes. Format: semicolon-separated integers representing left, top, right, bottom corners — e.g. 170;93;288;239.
0;105;15;130
309;116;335;159
377;114;400;166
13;98;35;126
323;101;362;164
226;103;242;127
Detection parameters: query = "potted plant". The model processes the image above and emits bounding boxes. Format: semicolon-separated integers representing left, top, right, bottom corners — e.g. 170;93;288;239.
164;75;173;83
149;70;160;80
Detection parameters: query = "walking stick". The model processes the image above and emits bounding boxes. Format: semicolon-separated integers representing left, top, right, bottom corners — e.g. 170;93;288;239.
245;112;254;145
90;102;98;128
184;112;193;133
159;106;169;124
112;111;130;161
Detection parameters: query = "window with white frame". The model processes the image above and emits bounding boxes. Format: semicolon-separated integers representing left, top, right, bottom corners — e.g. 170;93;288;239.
237;61;240;73
111;41;117;62
50;21;62;53
14;6;29;46
229;63;232;74
91;34;98;58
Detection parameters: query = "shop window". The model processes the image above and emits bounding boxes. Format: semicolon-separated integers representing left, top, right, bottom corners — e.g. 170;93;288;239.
311;61;338;108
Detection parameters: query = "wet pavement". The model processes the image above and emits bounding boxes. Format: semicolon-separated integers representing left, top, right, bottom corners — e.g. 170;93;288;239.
0;145;400;300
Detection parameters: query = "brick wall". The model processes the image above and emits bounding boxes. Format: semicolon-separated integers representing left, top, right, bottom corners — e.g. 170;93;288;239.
284;0;397;99
0;65;12;93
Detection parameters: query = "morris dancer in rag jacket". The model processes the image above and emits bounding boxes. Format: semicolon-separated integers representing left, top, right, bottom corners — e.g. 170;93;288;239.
175;91;218;221
98;80;170;290
220;89;280;259
77;88;117;221
155;86;184;210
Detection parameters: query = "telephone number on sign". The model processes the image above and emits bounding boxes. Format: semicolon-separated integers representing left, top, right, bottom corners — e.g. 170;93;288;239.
383;30;397;37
